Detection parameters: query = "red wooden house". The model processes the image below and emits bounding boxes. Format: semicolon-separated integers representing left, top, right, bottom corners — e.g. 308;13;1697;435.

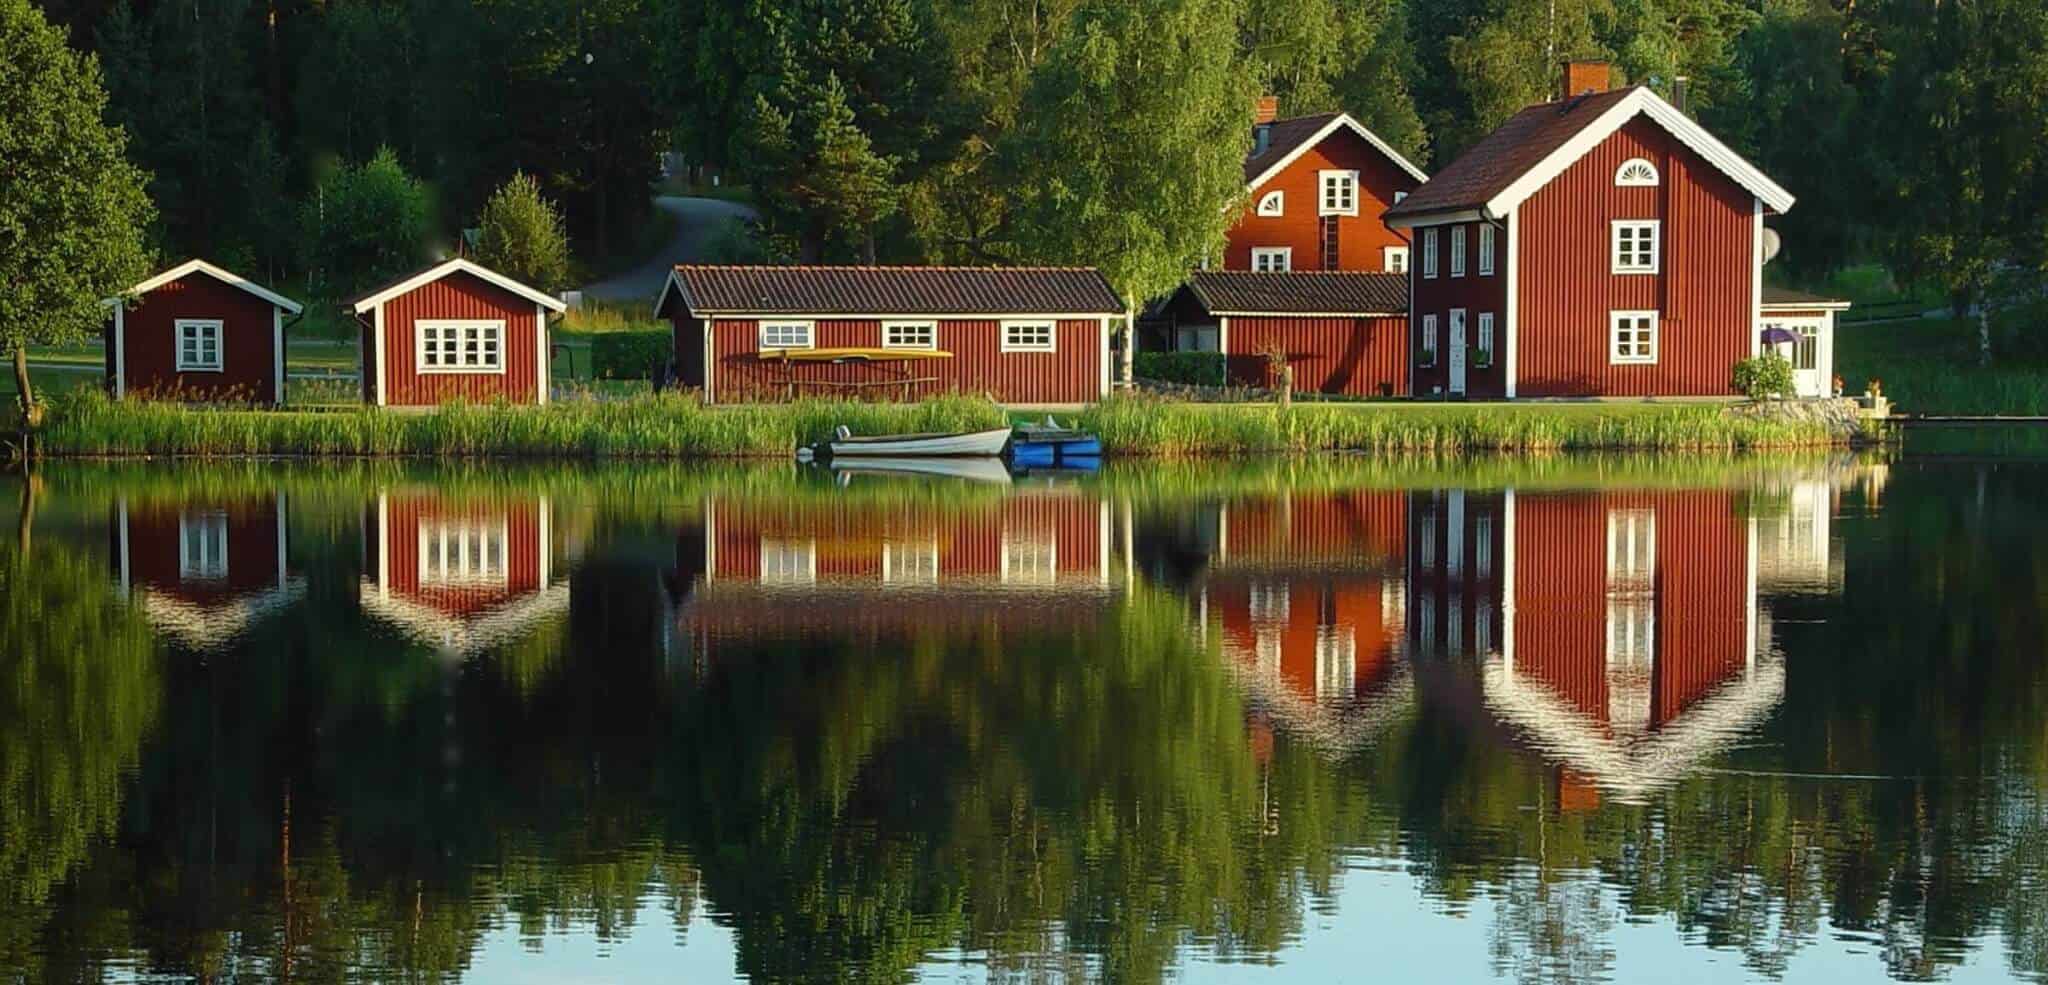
104;259;304;405
1229;97;1428;273
1158;272;1410;396
349;258;567;407
1385;62;1840;399
113;490;304;650
359;489;565;657
656;266;1124;404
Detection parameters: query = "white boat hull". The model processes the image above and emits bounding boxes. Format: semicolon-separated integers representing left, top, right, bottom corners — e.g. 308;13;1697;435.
829;427;1012;458
832;457;1014;484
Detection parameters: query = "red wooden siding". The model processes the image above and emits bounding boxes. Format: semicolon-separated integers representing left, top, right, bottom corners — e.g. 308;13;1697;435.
705;317;1104;404
1227;128;1420;272
376;271;546;405
1212;577;1402;703
371;494;545;616
707;492;1107;583
1410;221;1510;398
1222;491;1408;566
1514;118;1756;397
118;495;282;605
1226;316;1410;396
115;273;281;404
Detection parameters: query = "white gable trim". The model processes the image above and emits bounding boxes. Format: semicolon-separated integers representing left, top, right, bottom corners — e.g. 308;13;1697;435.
1245;114;1429;192
108;259;305;314
653;268;689;319
1483;88;1796;219
351;257;567;314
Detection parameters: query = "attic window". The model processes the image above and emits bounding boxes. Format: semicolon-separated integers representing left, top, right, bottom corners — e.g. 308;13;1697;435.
1257;191;1284;216
1615;158;1660;187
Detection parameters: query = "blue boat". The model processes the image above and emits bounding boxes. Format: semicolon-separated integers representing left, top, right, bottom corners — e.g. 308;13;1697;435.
1010;419;1103;466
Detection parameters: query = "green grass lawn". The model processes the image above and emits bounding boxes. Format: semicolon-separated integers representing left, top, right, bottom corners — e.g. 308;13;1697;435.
1837;314;2048;415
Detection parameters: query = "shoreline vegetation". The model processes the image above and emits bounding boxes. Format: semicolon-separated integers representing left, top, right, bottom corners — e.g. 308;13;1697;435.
23;391;1861;460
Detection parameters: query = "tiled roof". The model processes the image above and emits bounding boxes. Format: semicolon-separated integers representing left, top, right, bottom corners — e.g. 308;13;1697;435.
1184;271;1409;315
1383;87;1641;222
1243;113;1345;183
1761;286;1850;308
663;265;1125;316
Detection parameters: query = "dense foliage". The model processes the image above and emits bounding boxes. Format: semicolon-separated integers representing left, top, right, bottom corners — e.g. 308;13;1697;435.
475;172;572;293
589;331;671;381
1134;351;1228;387
1731;352;1796;400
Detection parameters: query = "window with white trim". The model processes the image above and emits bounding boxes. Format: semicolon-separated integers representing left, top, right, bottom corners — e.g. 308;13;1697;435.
1319;170;1359;216
1612;220;1660;274
1605;509;1656;666
1384;246;1409;273
1449;225;1467;277
1421;228;1440;279
883;539;939;584
1420;314;1438;367
882;322;936;350
1001;531;1057;585
1002;321;1056;352
759;321;813;349
418;519;510;586
418;320;505;372
175;320;223;372
760;539;816;585
1315;625;1357;700
1249;581;1288;624
1610;310;1658;364
1478;224;1496;275
179;512;229;580
1477;312;1495;365
1257;190;1284;216
1615;158;1660;187
1251;247;1292;272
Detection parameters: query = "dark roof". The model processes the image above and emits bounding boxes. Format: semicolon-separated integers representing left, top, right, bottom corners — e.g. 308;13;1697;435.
1384;87;1642;222
663;265;1125;316
1762;286;1851;308
1244;113;1344;183
1183;271;1409;315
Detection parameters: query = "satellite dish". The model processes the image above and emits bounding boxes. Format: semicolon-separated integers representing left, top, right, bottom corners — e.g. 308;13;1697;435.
1761;227;1783;264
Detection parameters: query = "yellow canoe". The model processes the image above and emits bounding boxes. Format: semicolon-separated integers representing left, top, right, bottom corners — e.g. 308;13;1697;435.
760;347;953;363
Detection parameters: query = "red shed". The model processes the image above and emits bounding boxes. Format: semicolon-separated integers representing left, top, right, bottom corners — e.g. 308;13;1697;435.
656;266;1124;404
1386;63;1827;399
1231;101;1427;273
104;259;304;405
113;489;303;651
348;258;566;407
1160;272;1411;397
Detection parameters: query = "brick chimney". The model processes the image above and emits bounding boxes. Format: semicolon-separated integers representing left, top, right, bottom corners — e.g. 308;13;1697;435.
1255;95;1279;125
1253;95;1279;155
1561;61;1611;99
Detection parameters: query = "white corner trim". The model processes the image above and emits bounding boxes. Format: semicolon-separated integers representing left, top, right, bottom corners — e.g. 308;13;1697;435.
704;320;718;404
653;268;688;320
276;492;289;588
113;306;126;399
372;305;388;407
351;257;567;314
1098;316;1112;397
1751;200;1764;358
112;258;305;314
536;304;550;404
1505;208;1519;399
273;308;285;406
1245;113;1430;190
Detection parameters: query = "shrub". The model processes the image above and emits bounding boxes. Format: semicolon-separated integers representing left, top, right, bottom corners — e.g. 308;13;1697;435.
1133;351;1226;386
591;331;672;379
1732;354;1796;400
475;171;571;293
300;147;430;295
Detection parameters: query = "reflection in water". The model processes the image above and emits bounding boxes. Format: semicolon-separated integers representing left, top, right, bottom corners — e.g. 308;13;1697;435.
1;457;2045;983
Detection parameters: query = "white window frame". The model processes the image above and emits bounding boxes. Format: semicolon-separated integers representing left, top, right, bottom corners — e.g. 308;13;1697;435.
759;539;817;585
179;511;230;580
1449;225;1467;278
1000;531;1057;585
1421;228;1440;279
1420;314;1439;367
1611;220;1661;274
1610;310;1659;365
417;518;512;587
416;319;507;374
882;321;937;350
175;319;224;372
1615;158;1661;187
1318;170;1359;217
882;539;939;585
1477;312;1495;365
1256;190;1284;216
758;321;814;350
1250;247;1292;272
1478;224;1496;276
1001;320;1056;353
1383;246;1409;274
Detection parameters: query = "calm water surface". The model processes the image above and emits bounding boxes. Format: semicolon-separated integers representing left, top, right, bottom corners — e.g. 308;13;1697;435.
3;445;2045;984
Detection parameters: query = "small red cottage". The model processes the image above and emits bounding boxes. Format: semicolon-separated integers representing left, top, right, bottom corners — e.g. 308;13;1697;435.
113;490;304;651
1158;272;1410;396
348;258;566;407
104;259;304;405
359;489;565;656
1385;62;1841;399
1229;98;1428;273
655;266;1125;404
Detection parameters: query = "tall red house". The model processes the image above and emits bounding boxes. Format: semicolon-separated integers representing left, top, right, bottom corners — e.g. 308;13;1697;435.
1229;97;1428;273
1385;63;1831;399
104;259;304;405
349;258;566;407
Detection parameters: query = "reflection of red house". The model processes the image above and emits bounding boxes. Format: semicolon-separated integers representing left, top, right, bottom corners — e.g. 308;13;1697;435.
359;491;564;655
1406;489;1509;660
114;491;302;649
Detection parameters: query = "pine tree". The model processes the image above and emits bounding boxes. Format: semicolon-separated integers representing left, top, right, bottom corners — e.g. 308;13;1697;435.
476;172;573;293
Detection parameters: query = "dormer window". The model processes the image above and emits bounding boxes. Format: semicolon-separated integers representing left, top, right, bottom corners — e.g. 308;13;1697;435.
1257;191;1284;216
1615;158;1660;187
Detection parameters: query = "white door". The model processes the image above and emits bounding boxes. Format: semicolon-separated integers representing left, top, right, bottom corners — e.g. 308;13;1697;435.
1764;316;1828;397
1448;309;1468;396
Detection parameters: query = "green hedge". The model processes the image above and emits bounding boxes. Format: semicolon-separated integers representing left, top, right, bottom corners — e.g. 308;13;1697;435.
591;331;672;380
1134;351;1226;387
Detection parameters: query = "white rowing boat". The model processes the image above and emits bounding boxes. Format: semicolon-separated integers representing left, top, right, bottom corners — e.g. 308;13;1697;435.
831;457;1014;484
823;426;1012;458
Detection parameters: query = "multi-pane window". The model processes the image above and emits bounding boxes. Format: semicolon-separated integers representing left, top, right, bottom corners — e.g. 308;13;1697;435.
1478;224;1496;275
1612;221;1660;274
760;539;816;585
882;322;936;350
1384;247;1409;273
759;322;813;349
179;512;229;580
1610;311;1658;364
1606;509;1657;667
418;320;504;372
1420;314;1439;367
1793;322;1820;370
1001;532;1057;584
1319;170;1358;216
1421;228;1440;278
176;320;223;371
1251;247;1292;272
1477;312;1495;364
1449;225;1467;277
883;540;939;584
418;519;510;586
1002;321;1056;352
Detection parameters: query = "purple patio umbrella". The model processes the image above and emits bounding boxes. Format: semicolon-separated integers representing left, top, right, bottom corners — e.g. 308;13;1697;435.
1759;326;1799;345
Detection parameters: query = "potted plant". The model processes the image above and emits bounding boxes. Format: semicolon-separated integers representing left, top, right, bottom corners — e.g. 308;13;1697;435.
1418;348;1437;368
1472;346;1493;369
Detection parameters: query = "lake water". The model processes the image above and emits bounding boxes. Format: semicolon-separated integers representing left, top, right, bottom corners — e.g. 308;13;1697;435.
3;444;2045;984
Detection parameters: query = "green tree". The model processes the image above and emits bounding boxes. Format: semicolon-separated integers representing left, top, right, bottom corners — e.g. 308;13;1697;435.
0;0;154;416
299;147;433;298
475;172;573;293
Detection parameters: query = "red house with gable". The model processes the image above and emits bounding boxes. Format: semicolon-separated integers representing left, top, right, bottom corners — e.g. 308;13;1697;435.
1229;97;1428;273
104;259;303;405
1385;62;1837;399
349;258;566;407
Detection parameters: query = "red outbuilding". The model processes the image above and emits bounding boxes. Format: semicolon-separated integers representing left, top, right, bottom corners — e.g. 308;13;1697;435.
1158;271;1411;396
1229;97;1428;273
656;266;1124;404
104;259;304;405
1385;62;1840;399
349;258;566;407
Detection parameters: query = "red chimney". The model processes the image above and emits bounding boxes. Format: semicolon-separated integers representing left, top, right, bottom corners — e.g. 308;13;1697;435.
1255;95;1279;124
1561;61;1611;99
